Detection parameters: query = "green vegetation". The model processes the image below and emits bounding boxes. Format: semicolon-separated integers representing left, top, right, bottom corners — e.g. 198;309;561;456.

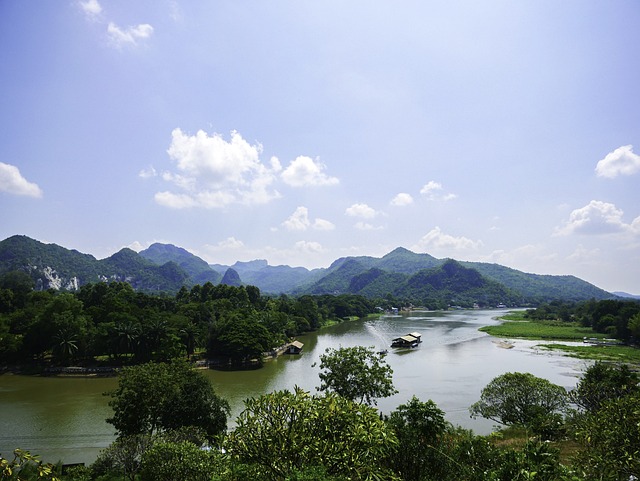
480;318;603;340
316;345;397;405
7;357;640;481
3;273;640;480
539;343;640;363
482;299;640;363
0;275;377;369
470;372;567;438
106;361;229;441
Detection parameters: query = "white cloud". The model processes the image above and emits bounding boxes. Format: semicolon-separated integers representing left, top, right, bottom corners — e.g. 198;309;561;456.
281;156;339;187
79;0;102;18
478;245;559;272
0;162;43;198
355;222;383;231
555;200;638;236
156;129;281;209
107;22;154;47
313;218;335;231
216;237;245;249
154;191;198;209
390;192;413;207
282;206;335;231
595;145;640;178
345;203;378;219
293;240;325;254
283;206;311;231
420;181;457;201
413;226;482;251
138;166;157;178
567;244;601;262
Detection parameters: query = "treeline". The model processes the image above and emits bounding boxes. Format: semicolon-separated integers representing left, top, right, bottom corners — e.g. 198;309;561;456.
525;298;640;343
0;271;375;367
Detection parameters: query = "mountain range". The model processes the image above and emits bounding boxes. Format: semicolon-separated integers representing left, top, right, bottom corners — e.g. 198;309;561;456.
0;235;618;305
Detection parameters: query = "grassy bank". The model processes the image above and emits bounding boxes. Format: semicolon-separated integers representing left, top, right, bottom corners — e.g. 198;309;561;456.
483;311;640;364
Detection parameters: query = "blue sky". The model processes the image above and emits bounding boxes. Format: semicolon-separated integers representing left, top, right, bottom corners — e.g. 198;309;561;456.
1;1;639;294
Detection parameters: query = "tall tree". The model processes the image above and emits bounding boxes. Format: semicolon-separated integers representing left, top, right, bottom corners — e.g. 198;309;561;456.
107;360;230;442
386;396;449;481
569;361;640;413
470;372;567;430
316;346;397;405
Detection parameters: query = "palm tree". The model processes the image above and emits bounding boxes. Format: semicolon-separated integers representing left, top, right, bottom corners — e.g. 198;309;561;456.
52;329;78;364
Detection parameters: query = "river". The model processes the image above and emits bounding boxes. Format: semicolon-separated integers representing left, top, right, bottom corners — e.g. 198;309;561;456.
0;309;588;465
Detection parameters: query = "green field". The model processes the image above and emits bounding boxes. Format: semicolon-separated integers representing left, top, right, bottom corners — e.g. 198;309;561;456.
483;312;640;364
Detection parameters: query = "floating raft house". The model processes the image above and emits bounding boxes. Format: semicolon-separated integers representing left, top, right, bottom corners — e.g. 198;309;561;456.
391;332;422;348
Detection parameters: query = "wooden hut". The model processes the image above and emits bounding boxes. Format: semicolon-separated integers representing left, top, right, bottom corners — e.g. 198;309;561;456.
286;340;304;354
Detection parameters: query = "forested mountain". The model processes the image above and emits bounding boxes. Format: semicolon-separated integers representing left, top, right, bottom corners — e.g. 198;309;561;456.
139;243;222;285
0;235;191;292
0;235;617;305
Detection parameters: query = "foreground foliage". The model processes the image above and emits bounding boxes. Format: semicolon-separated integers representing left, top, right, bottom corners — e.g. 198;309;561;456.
226;387;398;481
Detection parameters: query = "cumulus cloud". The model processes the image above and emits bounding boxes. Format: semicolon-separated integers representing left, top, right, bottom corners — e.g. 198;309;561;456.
420;181;457;201
390;192;413;207
107;22;154;47
154;129;281;209
281;156;339;187
293;240;325;254
413;226;482;251
283;206;311;231
345;203;378;219
0;162;43;198
555;200;639;236
79;0;102;18
313;218;336;231
595;145;640;178
282;206;335;231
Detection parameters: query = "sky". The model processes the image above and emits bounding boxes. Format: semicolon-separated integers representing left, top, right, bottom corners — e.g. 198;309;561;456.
1;1;639;294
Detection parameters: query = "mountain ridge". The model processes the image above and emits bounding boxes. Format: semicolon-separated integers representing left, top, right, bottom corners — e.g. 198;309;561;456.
0;235;619;305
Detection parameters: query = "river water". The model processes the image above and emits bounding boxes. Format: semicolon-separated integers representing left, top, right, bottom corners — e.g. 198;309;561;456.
0;310;588;465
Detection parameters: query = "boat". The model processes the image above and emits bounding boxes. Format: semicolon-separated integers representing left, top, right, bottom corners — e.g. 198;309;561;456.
391;332;422;348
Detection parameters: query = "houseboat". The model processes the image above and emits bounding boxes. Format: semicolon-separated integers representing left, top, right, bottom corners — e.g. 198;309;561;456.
391;332;422;348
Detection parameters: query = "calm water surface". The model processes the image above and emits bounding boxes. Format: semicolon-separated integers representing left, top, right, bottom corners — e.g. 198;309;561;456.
0;310;588;465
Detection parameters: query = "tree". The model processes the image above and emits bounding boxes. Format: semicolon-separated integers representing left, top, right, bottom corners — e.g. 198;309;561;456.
386;396;449;481
91;434;153;481
469;372;567;431
139;441;223;481
574;392;640;480
316;346;397;405
226;387;398;481
107;360;230;442
569;361;640;413
208;312;274;365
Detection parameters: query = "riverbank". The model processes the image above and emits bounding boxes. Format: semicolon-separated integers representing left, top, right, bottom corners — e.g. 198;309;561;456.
486;311;640;364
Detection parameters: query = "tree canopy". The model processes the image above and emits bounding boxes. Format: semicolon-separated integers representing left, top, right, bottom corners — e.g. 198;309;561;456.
106;360;230;442
316;345;397;405
470;372;568;429
226;387;398;481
